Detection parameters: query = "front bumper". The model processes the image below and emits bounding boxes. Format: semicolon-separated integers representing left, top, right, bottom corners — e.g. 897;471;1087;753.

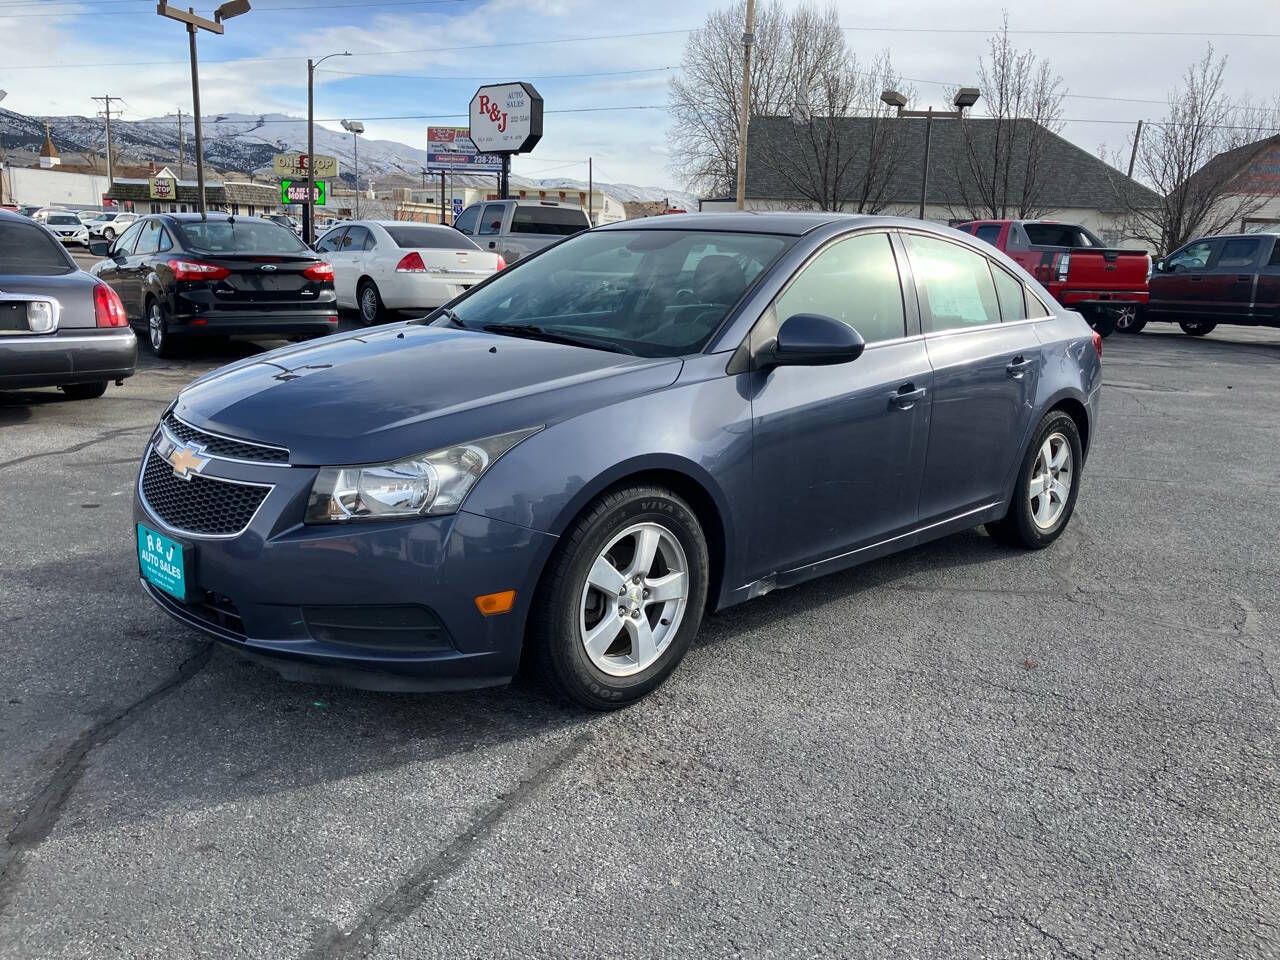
133;444;558;691
0;329;137;389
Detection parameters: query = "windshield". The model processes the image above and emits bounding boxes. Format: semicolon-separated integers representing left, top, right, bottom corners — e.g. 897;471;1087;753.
174;218;309;255
443;229;790;358
48;215;80;226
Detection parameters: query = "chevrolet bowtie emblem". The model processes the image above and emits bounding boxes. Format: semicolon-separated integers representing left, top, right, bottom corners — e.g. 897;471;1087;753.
167;442;209;479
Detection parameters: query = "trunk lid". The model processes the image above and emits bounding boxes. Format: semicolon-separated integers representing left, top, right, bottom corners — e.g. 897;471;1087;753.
194;254;327;308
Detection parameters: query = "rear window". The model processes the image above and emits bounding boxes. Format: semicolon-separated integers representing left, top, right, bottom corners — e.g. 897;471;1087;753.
509;205;589;236
384;225;478;250
1023;223;1100;248
174;218;308;254
0;221;74;275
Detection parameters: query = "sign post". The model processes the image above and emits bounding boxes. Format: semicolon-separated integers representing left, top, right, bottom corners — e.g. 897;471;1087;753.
468;83;543;200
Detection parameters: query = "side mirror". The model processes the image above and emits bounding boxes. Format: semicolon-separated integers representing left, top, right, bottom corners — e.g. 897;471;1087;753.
88;240;110;257
767;313;865;368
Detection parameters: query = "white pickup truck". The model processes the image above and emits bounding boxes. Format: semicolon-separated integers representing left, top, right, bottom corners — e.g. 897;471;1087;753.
452;199;590;264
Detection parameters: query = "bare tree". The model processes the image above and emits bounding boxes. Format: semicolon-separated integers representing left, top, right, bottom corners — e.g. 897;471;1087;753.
667;1;791;196
756;43;913;212
946;14;1065;220
1113;46;1280;254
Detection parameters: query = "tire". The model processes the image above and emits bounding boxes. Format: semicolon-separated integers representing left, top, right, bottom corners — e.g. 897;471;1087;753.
146;298;181;358
102;227;116;241
357;280;384;325
529;485;710;710
1179;320;1216;337
1114;305;1146;334
985;410;1083;550
1082;306;1117;338
58;381;108;401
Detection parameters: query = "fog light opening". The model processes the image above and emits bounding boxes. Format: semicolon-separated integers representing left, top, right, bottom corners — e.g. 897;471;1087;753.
474;590;516;616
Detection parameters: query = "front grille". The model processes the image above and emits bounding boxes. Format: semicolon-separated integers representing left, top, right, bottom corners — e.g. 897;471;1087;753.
163;413;290;464
140;449;271;537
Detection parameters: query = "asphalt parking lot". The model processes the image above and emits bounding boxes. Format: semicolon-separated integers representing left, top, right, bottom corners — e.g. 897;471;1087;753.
1;323;1277;959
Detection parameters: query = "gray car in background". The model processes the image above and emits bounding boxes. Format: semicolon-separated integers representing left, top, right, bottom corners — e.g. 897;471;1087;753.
0;209;136;399
452;198;590;264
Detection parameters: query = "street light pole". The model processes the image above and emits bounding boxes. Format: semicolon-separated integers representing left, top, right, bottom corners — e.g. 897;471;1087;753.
342;119;364;219
734;0;756;210
157;1;251;219
882;87;980;222
307;52;351;245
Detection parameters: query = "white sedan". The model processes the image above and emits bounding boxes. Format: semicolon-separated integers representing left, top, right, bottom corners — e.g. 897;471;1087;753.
314;220;503;323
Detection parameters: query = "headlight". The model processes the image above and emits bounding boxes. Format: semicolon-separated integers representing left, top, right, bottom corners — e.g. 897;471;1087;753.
305;427;540;523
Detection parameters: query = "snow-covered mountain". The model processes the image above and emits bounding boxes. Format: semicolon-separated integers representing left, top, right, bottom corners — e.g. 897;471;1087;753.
0;108;693;206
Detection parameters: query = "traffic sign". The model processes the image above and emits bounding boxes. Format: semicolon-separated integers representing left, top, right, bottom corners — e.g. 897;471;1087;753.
468;83;543;154
280;179;326;204
273;152;339;179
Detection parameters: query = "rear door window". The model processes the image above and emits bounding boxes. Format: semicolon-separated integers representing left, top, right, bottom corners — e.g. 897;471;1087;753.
905;233;1001;332
0;220;74;275
1214;238;1262;269
509;205;589;236
478;204;506;236
991;264;1028;321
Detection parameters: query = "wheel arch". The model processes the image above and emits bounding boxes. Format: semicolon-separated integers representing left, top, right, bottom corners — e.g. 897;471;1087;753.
543;457;733;614
1047;394;1090;458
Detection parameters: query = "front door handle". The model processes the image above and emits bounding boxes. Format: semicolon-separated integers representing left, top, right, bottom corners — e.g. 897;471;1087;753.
1007;355;1034;378
1190;275;1203;282
889;385;927;410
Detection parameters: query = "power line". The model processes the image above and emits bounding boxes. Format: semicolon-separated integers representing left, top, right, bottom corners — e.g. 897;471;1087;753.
317;65;675;82
0;0;469;14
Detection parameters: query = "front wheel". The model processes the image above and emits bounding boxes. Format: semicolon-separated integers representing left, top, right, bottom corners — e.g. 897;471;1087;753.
986;411;1083;550
102;227;116;241
1082;307;1117;338
530;485;710;710
1114;305;1146;334
1180;320;1216;337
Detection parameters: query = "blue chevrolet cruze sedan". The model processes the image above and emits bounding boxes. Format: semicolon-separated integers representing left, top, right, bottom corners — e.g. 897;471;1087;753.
134;213;1102;708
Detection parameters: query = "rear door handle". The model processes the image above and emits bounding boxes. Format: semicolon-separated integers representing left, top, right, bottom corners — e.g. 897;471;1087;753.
1007;355;1034;377
1190;275;1203;282
1237;275;1252;282
889;385;927;410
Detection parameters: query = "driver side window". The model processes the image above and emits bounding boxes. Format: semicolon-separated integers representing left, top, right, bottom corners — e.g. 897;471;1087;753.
112;221;145;256
1168;241;1214;272
774;233;906;344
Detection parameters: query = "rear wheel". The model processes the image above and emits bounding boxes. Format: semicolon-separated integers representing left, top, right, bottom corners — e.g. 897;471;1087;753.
102;227;116;241
58;381;108;401
357;280;384;325
1114;305;1146;334
1179;320;1216;337
146;299;181;358
1082;306;1117;338
530;485;709;710
986;410;1083;550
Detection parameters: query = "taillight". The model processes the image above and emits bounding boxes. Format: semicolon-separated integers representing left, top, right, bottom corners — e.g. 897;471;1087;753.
495;255;506;271
93;283;128;328
395;251;426;273
303;261;334;282
167;258;230;281
1056;252;1071;283
1092;330;1103;358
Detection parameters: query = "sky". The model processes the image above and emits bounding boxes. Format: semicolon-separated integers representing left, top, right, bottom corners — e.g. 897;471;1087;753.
0;0;1278;192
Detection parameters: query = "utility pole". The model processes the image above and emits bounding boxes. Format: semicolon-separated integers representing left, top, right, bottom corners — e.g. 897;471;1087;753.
1127;119;1144;179
177;109;186;180
91;95;120;186
588;156;593;226
734;0;756;209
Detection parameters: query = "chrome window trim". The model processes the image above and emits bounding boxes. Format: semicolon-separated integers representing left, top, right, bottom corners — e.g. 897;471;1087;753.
921;315;1053;341
0;292;61;335
165;412;291;467
137;445;276;541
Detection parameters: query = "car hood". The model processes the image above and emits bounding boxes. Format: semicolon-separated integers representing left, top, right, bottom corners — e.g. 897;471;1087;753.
174;324;683;465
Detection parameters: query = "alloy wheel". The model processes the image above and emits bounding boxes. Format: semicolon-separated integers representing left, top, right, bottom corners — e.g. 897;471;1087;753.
1114;306;1138;331
578;522;690;677
149;303;165;352
1029;432;1073;530
360;286;378;324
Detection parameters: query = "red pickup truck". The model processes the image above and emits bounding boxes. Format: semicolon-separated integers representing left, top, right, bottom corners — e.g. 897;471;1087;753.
956;219;1150;336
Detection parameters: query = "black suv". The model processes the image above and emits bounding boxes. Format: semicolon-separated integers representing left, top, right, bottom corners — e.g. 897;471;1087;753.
90;213;338;356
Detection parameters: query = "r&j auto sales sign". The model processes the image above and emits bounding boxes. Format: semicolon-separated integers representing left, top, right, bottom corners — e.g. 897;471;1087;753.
468;83;544;154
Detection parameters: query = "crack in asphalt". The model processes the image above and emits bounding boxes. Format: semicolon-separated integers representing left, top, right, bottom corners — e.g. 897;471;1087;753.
1227;593;1279;702
303;731;594;960
0;642;212;914
0;424;153;472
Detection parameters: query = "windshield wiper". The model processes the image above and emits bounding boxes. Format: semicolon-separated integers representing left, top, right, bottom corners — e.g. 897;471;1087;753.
437;307;467;328
480;323;634;355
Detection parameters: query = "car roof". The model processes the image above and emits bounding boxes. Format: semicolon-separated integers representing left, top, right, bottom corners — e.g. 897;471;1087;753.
594;211;879;237
368;220;453;228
